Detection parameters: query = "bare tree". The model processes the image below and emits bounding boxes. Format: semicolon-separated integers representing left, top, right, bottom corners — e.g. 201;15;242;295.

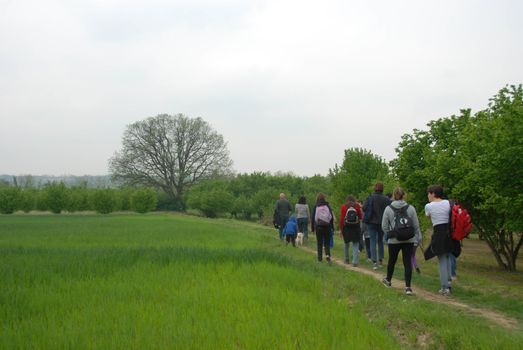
109;114;233;206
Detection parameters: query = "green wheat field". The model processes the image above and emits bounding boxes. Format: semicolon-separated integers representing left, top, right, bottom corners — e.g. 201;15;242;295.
1;213;522;349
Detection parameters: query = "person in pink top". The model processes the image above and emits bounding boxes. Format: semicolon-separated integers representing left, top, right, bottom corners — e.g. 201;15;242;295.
339;195;363;266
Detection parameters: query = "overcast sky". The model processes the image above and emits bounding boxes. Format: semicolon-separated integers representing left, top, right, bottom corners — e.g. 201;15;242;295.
1;0;522;177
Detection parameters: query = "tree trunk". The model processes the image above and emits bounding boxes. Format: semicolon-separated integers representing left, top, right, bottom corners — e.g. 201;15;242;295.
481;228;509;270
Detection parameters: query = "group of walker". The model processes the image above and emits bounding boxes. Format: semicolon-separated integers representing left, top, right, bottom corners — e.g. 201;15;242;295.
274;183;459;296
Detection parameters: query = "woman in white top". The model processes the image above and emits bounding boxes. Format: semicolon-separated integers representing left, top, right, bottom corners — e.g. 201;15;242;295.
295;196;310;241
425;184;453;296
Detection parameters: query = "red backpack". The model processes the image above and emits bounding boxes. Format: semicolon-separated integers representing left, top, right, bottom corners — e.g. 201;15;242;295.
450;204;472;240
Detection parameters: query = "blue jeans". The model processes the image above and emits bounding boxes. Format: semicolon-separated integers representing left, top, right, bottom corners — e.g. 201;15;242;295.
438;253;452;289
297;217;309;239
279;216;289;240
367;223;384;263
344;242;360;265
450;254;457;277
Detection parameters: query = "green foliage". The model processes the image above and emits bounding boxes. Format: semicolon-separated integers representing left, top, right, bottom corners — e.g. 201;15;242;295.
393;85;523;270
90;189;120;214
330;148;390;203
231;195;254;220
42;182;70;214
130;189;158;213
19;189;36;213
118;188;134;211
451;85;523;270
251;187;279;218
186;180;234;218
66;188;91;212
0;186;21;214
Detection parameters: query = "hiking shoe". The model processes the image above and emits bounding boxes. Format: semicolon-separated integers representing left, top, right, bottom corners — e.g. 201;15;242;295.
438;288;451;296
372;263;378;270
405;287;413;295
344;259;350;264
415;267;421;274
382;278;391;287
352;263;358;267
326;256;331;263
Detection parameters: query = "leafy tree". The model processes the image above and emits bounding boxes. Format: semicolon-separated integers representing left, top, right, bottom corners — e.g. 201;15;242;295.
392;85;523;270
391;110;471;210
110;114;233;209
452;85;523;270
186;180;234;218
0;186;21;214
66;188;91;212
19;189;36;213
232;195;254;220
91;189;120;214
131;189;158;213
42;182;70;214
330;148;389;204
251;187;279;219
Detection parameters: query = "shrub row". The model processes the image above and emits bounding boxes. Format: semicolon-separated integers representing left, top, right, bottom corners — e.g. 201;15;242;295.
0;184;157;214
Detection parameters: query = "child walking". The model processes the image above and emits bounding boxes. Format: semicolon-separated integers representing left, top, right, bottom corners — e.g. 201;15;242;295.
284;216;298;247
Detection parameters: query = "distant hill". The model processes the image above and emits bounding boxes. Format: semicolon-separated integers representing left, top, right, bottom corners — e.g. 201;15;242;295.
0;175;116;188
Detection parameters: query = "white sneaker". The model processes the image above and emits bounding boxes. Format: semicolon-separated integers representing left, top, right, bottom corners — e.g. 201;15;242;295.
438;288;451;296
372;263;378;270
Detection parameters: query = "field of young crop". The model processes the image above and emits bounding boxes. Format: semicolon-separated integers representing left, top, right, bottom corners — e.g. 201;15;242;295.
1;213;522;349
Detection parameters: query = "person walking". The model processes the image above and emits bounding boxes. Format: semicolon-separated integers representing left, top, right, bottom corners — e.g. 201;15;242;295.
295;196;310;242
381;187;422;295
311;193;334;263
275;193;292;241
424;185;453;296
363;182;391;270
283;216;299;247
339;195;362;266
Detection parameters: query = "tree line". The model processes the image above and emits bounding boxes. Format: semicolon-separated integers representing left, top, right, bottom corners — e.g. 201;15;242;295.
0;183;157;214
1;85;521;270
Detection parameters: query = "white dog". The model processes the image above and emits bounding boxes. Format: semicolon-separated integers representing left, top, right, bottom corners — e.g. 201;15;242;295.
296;232;304;246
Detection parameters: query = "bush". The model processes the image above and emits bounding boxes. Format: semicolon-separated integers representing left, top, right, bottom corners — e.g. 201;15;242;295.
119;188;134;211
42;182;70;214
19;189;36;213
186;184;234;218
232;195;254;220
0;187;22;214
130;189;158;213
91;189;120;214
67;188;91;212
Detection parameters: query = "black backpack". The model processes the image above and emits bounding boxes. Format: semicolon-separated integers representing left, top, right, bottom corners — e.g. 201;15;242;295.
344;206;359;227
388;205;415;241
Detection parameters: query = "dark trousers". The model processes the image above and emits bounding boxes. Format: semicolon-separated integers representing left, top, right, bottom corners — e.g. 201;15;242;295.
365;238;371;259
387;243;414;287
286;234;297;246
315;226;331;261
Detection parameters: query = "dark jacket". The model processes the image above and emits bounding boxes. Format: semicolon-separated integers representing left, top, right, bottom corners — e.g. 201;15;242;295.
363;192;391;225
311;201;334;232
424;223;453;260
339;203;362;243
275;199;292;219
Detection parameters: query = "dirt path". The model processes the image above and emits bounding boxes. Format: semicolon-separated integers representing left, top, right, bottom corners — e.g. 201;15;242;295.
300;246;519;330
